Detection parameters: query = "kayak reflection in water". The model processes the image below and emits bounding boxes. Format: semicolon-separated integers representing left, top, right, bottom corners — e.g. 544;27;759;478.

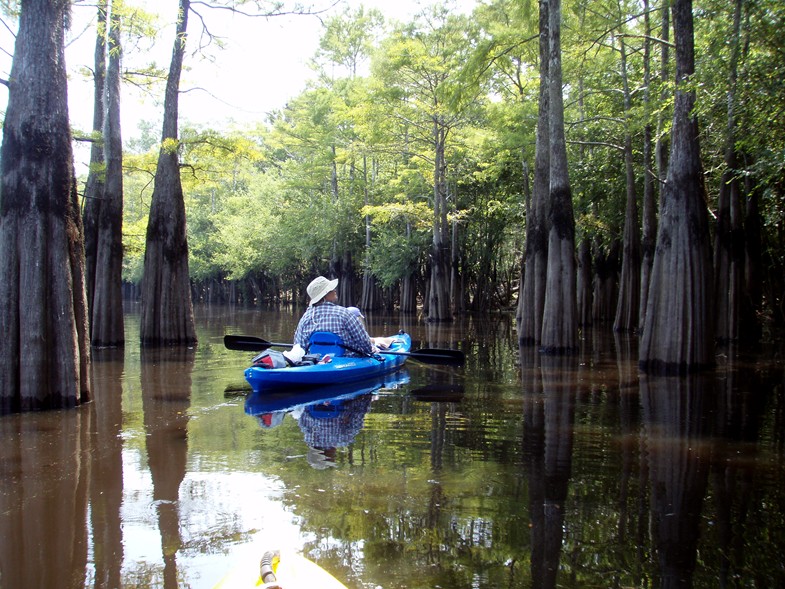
293;393;373;469
246;370;410;468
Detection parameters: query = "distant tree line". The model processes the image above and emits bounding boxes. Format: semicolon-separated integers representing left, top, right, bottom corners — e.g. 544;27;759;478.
124;0;782;350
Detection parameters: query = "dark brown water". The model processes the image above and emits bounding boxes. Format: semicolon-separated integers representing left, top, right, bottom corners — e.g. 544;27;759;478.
1;304;783;588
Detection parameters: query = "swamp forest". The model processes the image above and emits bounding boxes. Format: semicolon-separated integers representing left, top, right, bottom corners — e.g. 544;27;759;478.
0;1;784;407
1;1;785;587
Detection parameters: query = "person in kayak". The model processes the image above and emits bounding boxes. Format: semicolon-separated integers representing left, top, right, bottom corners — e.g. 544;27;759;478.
294;276;375;357
346;306;395;350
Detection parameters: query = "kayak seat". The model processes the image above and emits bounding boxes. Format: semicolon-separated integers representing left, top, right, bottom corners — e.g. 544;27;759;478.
307;331;346;357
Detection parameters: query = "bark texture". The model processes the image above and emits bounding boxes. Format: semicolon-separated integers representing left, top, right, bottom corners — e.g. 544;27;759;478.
91;3;125;347
83;0;107;316
712;0;745;344
576;239;592;327
428;122;452;321
639;0;714;373
540;0;577;354
140;0;196;346
517;0;550;345
613;39;641;333
639;0;659;332
0;0;91;413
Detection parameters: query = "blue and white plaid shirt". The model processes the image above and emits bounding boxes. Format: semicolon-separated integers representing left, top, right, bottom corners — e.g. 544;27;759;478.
294;302;374;356
297;394;373;448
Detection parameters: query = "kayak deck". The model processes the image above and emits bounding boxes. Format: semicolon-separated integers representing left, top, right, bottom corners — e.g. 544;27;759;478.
214;548;347;589
244;332;411;393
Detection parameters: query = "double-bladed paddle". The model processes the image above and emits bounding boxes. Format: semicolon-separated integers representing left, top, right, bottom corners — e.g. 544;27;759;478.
223;334;465;366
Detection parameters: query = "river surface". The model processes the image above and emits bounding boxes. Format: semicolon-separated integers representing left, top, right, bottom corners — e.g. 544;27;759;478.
1;304;783;589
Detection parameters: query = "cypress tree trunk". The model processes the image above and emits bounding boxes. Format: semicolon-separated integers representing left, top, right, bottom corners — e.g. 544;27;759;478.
338;250;357;304
614;38;641;333
576;239;592;327
654;1;671;197
639;0;659;333
400;221;418;313
540;0;577;354
713;0;745;344
639;0;714;373
517;0;550;346
592;239;617;323
91;3;125;347
400;274;417;313
743;180;763;341
0;0;91;412
140;0;196;346
360;157;382;310
83;0;108;317
450;216;464;314
428;122;452;321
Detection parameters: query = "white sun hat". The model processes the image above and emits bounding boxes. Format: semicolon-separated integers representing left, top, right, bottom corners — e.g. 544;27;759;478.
306;276;339;305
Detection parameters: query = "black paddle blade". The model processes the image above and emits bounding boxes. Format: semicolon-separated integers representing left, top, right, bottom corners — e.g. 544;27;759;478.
223;335;273;352
406;348;465;366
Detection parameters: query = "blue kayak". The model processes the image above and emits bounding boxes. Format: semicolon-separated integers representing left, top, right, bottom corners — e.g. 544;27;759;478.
243;332;411;393
245;369;410;416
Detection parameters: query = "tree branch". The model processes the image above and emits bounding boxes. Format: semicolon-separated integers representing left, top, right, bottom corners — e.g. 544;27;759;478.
568;139;624;152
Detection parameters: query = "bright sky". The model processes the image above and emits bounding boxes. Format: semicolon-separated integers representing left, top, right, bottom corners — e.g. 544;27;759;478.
137;0;477;129
0;0;477;174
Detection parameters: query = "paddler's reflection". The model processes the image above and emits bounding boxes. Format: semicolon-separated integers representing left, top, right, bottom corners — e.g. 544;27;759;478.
294;393;373;469
252;392;374;469
246;370;410;469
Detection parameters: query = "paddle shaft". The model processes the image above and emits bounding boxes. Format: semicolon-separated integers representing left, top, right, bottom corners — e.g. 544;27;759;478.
223;334;464;365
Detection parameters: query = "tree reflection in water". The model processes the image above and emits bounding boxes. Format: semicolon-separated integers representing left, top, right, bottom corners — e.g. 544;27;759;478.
90;348;125;589
0;309;783;589
641;374;713;589
141;347;194;589
0;406;90;588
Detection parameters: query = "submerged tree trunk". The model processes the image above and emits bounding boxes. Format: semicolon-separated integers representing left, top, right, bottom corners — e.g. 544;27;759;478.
713;0;744;344
450;216;464;314
592;239;619;323
337;250;356;305
83;0;108;317
639;0;714;373
540;0;577;354
400;273;418;312
91;2;125;347
360;157;381;310
639;0;659;333
614;39;641;334
0;0;91;412
428;122;452;321
743;179;763;341
400;220;419;313
576;239;592;327
655;1;671;188
140;0;196;346
517;0;550;346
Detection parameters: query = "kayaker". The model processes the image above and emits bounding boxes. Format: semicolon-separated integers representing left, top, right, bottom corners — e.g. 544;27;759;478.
294;276;375;357
347;306;396;350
